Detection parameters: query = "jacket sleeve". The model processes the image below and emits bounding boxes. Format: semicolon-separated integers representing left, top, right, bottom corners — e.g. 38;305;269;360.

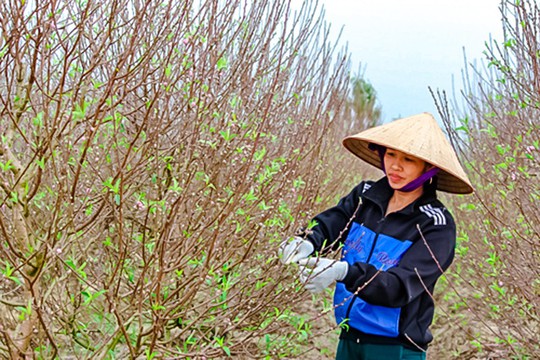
302;182;366;253
340;211;456;308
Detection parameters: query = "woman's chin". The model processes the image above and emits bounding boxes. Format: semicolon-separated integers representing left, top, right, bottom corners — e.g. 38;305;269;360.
387;180;403;189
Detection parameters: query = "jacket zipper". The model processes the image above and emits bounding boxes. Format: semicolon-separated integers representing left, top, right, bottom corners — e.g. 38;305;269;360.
343;216;386;323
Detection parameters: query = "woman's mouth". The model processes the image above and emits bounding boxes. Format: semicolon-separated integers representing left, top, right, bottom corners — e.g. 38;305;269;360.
388;174;403;183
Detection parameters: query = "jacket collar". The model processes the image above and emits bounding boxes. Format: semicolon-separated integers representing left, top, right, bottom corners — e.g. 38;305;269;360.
362;176;439;216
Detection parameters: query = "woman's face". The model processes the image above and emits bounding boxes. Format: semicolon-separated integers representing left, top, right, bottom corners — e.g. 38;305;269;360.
383;148;428;190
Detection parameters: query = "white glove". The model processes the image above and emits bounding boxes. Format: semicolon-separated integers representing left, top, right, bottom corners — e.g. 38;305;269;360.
278;236;314;265
298;257;349;293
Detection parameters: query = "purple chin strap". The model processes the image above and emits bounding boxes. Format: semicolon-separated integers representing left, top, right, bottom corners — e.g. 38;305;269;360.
399;166;440;192
368;143;439;192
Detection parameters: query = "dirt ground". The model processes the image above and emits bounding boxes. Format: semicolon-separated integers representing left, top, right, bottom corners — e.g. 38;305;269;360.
296;293;340;359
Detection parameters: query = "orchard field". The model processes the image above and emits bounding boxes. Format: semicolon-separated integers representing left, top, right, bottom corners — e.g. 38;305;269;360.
0;0;537;359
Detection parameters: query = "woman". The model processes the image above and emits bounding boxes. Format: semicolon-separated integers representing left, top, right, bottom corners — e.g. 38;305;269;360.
279;113;473;360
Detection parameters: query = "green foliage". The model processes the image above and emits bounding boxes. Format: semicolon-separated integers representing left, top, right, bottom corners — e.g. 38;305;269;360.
0;0;376;358
431;1;540;358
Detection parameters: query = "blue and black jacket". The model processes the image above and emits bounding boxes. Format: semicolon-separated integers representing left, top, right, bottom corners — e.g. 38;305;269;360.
303;177;456;350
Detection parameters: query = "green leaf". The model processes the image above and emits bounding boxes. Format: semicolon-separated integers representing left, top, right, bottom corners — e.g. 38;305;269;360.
254;146;266;161
219;128;237;142
33;112;44;127
0;160;13;172
217;56;228;70
36;157;46;170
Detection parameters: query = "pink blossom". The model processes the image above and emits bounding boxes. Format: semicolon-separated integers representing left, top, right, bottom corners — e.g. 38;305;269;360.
135;201;145;210
511;172;517;181
525;145;535;153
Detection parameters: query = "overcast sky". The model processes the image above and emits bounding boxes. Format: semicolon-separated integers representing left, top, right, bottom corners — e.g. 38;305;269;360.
313;0;504;122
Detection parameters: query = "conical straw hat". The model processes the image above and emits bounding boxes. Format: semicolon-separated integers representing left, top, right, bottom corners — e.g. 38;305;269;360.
342;112;474;194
